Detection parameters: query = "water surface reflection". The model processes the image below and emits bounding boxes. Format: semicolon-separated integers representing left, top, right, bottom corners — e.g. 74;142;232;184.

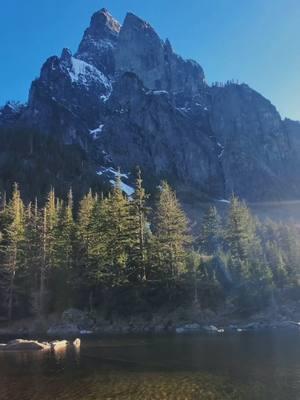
0;331;300;399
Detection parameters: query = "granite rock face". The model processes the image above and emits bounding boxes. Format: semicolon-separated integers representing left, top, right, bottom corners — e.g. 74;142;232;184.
1;9;300;201
115;13;205;97
24;47;112;146
209;84;298;200
100;72;224;195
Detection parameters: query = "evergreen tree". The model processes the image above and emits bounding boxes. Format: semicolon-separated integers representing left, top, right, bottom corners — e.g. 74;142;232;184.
77;190;96;268
51;189;75;310
24;200;43;315
186;250;201;304
1;184;25;319
153;181;191;279
225;196;261;282
54;189;75;270
225;196;273;311
105;174;132;284
278;224;300;286
44;188;58;269
200;206;222;255
265;240;287;288
76;189;97;308
39;188;59;314
129;168;150;281
88;194;111;285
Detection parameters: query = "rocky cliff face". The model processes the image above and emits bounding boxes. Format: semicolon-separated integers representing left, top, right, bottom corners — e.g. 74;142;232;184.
23;46;111;146
209;84;296;200
1;8;299;201
100;72;224;195
115;13;205;97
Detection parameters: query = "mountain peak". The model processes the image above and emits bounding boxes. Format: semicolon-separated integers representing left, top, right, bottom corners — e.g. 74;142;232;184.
124;12;152;29
122;12;161;42
76;8;121;75
89;8;121;37
3;8;300;203
115;12;204;95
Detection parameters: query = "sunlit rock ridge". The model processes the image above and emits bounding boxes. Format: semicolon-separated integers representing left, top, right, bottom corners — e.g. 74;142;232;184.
1;8;300;201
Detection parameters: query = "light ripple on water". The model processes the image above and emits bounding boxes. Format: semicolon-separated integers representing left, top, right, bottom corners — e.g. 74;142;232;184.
0;371;253;400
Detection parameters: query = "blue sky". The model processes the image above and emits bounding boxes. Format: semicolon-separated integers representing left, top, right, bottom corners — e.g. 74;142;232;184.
1;0;299;120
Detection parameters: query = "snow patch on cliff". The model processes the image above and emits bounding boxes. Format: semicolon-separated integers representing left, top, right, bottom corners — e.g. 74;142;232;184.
96;167;134;196
89;124;104;139
68;57;111;91
217;142;224;159
109;180;135;197
96;167;128;179
217;199;230;204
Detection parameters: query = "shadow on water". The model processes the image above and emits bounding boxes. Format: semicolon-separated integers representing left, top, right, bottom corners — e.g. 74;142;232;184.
0;330;300;400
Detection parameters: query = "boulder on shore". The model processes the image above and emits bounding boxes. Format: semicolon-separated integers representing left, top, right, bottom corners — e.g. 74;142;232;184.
2;339;51;351
73;338;81;348
0;338;81;352
50;340;69;351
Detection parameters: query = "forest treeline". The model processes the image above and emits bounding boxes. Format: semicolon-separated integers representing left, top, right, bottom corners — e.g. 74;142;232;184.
0;170;299;321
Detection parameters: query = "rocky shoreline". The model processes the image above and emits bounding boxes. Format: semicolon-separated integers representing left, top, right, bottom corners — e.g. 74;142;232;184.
1;303;300;337
0;338;80;351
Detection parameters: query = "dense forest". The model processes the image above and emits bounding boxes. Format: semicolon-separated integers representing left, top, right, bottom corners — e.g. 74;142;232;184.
0;170;299;321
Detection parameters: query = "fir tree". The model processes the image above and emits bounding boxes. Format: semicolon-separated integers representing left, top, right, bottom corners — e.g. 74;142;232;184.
88;194;111;285
105;174;132;284
51;189;75;310
153;181;191;278
39;188;59;314
1;184;25;320
77;190;96;271
225;196;261;282
24;199;43;315
129;168;150;281
265;240;287;288
201;206;222;255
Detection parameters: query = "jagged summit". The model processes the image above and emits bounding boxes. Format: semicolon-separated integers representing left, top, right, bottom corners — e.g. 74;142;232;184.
88;8;121;36
99;8;110;15
61;47;72;61
76;8;121;75
114;11;205;94
123;12;157;31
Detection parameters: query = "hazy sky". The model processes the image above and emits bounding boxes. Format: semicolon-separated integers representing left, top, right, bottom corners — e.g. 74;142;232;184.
1;0;299;120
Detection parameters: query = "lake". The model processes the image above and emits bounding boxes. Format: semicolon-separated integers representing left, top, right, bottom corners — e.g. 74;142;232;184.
1;330;300;399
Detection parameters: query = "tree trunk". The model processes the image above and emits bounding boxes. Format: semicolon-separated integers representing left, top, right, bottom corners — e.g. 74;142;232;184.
139;208;146;281
39;265;46;316
8;270;15;321
39;209;47;317
8;248;17;321
193;268;199;305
